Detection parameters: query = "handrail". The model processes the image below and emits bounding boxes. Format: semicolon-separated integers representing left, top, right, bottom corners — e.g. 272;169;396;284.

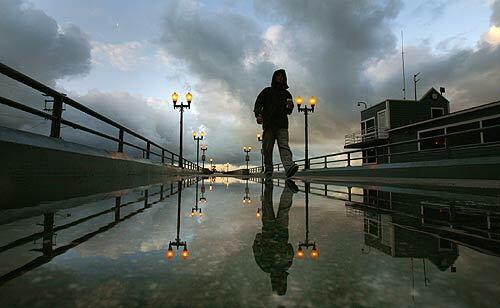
0;62;198;170
345;126;389;146
248;123;500;173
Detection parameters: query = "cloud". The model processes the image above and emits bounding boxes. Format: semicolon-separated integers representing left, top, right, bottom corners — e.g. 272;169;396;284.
158;0;405;160
492;0;500;25
0;0;92;134
2;0;500;167
91;41;144;71
0;0;91;84
484;26;500;46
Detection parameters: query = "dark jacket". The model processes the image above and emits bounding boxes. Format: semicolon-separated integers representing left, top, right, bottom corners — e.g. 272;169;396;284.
253;69;293;130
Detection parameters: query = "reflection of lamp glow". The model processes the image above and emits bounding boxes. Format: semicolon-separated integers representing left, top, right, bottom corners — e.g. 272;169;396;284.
243;197;252;204
182;248;189;260
256;208;261;218
310;246;319;259
296;247;305;259
166;246;174;260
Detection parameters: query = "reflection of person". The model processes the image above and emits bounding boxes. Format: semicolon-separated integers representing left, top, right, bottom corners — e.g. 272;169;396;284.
253;180;298;295
253;69;299;178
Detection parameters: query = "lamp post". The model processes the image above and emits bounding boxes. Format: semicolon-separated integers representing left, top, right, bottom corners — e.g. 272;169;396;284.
166;181;189;260
193;131;204;171
242;179;251;205
296;96;317;170
199;179;207;203
191;179;202;217
357;101;367;110
201;145;208;170
243;146;251;170
172;92;192;169
257;133;263;173
296;183;318;260
209;158;214;172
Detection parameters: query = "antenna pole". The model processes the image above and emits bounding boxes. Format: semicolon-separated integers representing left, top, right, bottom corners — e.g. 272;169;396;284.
413;72;421;101
401;30;406;100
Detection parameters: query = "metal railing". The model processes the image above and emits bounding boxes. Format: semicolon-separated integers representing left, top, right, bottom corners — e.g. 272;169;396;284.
0;62;198;170
0;179;199;286
345;126;388;146
249;123;500;174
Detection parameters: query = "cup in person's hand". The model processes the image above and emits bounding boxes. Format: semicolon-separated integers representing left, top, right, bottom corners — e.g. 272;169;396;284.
286;98;294;109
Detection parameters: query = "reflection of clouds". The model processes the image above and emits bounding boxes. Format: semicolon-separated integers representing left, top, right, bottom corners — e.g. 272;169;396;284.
5;180;500;306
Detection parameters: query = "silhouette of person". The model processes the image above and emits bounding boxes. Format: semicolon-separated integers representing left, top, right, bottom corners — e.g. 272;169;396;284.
253;69;299;178
253;180;298;296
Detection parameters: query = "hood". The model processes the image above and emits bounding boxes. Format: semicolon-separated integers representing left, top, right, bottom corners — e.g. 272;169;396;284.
271;69;289;89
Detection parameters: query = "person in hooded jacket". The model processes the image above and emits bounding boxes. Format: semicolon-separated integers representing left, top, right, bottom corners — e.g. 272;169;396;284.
253;69;299;178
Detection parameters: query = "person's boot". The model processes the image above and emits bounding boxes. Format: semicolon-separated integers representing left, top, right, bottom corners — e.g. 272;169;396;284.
286;164;299;178
285;179;299;193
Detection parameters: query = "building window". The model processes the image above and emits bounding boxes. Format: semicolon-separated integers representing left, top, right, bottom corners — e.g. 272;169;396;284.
363;148;377;164
482;117;500;143
439;239;453;251
419;128;445;150
431;108;444;118
447;122;481;147
361;118;375;136
364;219;380;238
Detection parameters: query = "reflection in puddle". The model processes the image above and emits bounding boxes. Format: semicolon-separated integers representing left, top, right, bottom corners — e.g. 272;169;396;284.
0;177;499;306
253;180;295;295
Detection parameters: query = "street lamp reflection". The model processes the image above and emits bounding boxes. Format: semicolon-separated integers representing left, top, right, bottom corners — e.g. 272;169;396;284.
165;181;189;261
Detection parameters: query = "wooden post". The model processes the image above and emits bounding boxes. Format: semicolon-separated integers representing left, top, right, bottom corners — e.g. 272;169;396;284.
50;95;63;138
118;129;124;152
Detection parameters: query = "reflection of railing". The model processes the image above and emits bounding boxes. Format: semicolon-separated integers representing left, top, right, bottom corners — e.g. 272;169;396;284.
0;179;197;286
344;126;388;146
0;62;198;169
251;178;500;257
248;124;500;173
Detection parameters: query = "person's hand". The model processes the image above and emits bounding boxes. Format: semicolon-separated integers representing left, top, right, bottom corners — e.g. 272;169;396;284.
286;98;294;110
256;114;263;124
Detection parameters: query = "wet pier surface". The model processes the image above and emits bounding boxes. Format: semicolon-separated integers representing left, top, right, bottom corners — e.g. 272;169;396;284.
0;177;499;307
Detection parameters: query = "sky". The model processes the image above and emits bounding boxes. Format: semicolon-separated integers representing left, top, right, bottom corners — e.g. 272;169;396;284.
1;0;500;168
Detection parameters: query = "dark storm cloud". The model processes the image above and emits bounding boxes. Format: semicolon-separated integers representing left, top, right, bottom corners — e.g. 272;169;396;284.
159;2;276;101
492;0;500;26
159;0;404;159
0;0;92;134
0;0;91;84
0;0;206;163
252;0;403;147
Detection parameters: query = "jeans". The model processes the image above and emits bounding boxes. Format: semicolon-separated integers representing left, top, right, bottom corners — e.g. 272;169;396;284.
262;128;294;175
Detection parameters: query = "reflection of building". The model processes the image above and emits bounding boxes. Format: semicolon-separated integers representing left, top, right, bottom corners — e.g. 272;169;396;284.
363;210;458;272
346;187;500;272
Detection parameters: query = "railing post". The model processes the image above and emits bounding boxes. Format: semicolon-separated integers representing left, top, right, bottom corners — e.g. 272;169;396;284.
50;95;63;138
277;165;280;171
146;142;150;159
161;149;165;164
324;157;327;168
347;152;351;167
118;129;124;152
171;153;175;165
